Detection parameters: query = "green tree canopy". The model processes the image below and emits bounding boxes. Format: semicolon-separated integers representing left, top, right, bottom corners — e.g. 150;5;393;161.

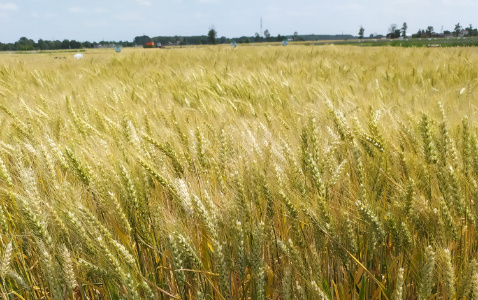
264;29;271;41
133;35;151;45
401;22;408;38
208;27;217;44
454;23;462;37
358;26;364;39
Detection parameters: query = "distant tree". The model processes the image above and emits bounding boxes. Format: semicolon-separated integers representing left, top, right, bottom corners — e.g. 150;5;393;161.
264;29;271;41
134;35;151;45
358;26;364;39
388;24;400;38
401;22;408;38
60;39;70;49
293;31;298;41
389;24;397;34
454;23;462;37
208;27;217;44
426;26;434;37
395;29;401;38
16;37;35;51
417;29;426;38
444;30;451;34
175;36;184;45
70;40;81;49
254;32;260;42
1;43;13;51
37;39;49;50
465;24;475;36
277;34;282;41
52;40;62;49
220;36;227;44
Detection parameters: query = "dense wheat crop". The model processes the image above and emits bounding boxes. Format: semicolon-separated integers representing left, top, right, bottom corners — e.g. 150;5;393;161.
0;45;478;299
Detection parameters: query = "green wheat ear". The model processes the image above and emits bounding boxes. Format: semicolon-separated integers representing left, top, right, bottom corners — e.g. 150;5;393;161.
392;268;405;300
418;246;436;300
0;157;13;187
420;114;438;165
439;248;455;299
65;147;91;186
472;270;478;300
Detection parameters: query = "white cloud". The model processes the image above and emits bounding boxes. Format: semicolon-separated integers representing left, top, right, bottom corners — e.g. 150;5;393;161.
0;2;17;20
0;3;18;11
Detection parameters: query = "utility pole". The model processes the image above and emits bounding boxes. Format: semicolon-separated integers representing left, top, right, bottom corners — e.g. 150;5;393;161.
260;16;263;41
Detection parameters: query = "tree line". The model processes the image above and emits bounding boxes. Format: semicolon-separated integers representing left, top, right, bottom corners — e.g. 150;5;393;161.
4;23;478;52
1;31;359;52
0;37;134;51
207;28;354;44
358;22;478;39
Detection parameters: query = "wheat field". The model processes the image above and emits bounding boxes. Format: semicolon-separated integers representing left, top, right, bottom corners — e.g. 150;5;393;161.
0;45;478;299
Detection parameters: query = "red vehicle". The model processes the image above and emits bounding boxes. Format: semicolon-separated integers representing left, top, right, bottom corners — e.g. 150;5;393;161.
144;42;155;48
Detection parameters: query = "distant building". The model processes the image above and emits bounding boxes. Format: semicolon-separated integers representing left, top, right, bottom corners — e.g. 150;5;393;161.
437;33;453;38
95;44;115;49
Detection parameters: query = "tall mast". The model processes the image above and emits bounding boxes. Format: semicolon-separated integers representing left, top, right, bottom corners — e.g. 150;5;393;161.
260;16;263;37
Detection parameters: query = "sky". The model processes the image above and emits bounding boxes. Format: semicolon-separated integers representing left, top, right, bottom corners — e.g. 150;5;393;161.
0;0;477;43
